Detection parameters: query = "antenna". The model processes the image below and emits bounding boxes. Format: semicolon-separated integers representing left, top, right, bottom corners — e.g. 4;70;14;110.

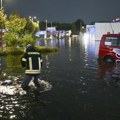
110;23;114;34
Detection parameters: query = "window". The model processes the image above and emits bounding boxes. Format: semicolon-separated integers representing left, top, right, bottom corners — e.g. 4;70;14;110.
104;37;120;46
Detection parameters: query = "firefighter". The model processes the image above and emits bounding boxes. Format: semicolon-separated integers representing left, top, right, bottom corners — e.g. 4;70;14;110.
20;44;43;91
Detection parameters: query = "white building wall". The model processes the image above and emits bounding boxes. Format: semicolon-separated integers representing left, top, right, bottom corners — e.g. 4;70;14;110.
95;23;120;40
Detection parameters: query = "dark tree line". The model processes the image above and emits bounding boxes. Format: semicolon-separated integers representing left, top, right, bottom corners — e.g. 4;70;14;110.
39;19;86;35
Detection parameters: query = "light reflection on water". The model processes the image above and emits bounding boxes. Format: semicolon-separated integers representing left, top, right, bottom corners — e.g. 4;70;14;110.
0;37;120;119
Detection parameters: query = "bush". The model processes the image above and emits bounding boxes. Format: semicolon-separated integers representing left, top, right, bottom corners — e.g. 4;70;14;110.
0;46;59;56
35;46;59;53
0;49;7;56
4;47;24;55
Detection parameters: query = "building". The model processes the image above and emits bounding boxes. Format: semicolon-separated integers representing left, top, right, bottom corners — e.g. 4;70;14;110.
35;27;71;39
95;22;120;40
35;27;57;39
86;22;120;40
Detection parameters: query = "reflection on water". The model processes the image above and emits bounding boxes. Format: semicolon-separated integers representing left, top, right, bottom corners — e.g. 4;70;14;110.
98;61;120;86
0;74;52;119
0;37;120;119
98;61;116;79
0;55;52;119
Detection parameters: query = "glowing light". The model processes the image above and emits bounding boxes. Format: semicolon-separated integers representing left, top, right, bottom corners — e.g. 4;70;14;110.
83;33;89;40
10;115;16;119
68;37;71;48
83;33;89;50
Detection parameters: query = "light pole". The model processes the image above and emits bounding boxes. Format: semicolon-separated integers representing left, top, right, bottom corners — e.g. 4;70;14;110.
45;20;47;31
45;20;48;39
0;0;3;9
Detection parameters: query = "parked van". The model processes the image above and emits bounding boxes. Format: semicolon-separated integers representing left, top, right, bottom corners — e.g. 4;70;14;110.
98;33;120;62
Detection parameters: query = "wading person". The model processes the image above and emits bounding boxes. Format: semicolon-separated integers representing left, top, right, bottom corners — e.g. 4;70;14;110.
20;44;43;91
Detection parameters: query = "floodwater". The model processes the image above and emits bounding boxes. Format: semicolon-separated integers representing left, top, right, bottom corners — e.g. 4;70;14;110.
0;35;120;120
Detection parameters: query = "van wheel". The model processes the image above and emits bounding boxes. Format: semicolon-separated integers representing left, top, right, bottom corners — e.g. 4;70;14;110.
103;56;115;63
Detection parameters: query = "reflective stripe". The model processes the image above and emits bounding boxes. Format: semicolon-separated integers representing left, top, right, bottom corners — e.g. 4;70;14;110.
28;57;32;70
25;70;41;74
38;58;41;70
28;52;40;55
22;58;26;62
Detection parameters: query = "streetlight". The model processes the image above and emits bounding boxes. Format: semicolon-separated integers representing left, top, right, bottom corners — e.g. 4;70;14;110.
29;16;39;26
29;16;37;22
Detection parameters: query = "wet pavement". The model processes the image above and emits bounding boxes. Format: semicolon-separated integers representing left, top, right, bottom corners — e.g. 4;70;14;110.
0;36;120;120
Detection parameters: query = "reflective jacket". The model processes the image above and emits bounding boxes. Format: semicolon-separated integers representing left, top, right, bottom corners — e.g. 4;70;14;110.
21;45;43;74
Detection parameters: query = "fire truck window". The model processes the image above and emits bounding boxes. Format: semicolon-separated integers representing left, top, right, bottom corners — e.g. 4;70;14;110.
105;37;118;46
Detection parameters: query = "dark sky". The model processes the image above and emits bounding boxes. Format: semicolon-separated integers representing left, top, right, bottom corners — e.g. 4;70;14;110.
3;0;120;24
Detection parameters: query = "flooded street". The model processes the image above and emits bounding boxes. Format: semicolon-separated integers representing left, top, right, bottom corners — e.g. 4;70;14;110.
0;36;120;120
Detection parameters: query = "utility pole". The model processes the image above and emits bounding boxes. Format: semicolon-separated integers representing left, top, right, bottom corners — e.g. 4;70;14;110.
45;20;47;31
0;0;3;9
45;20;47;39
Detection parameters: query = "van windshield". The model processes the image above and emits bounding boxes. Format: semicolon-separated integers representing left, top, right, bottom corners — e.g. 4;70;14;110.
104;37;120;46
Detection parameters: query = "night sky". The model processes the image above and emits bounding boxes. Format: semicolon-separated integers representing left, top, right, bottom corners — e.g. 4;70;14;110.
3;0;120;24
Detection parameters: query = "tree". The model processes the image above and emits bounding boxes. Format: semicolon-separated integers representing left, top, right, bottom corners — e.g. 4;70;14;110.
25;18;39;35
3;32;20;47
0;9;7;29
3;12;27;47
21;34;35;46
6;12;27;34
73;19;86;34
24;18;35;34
71;24;77;35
